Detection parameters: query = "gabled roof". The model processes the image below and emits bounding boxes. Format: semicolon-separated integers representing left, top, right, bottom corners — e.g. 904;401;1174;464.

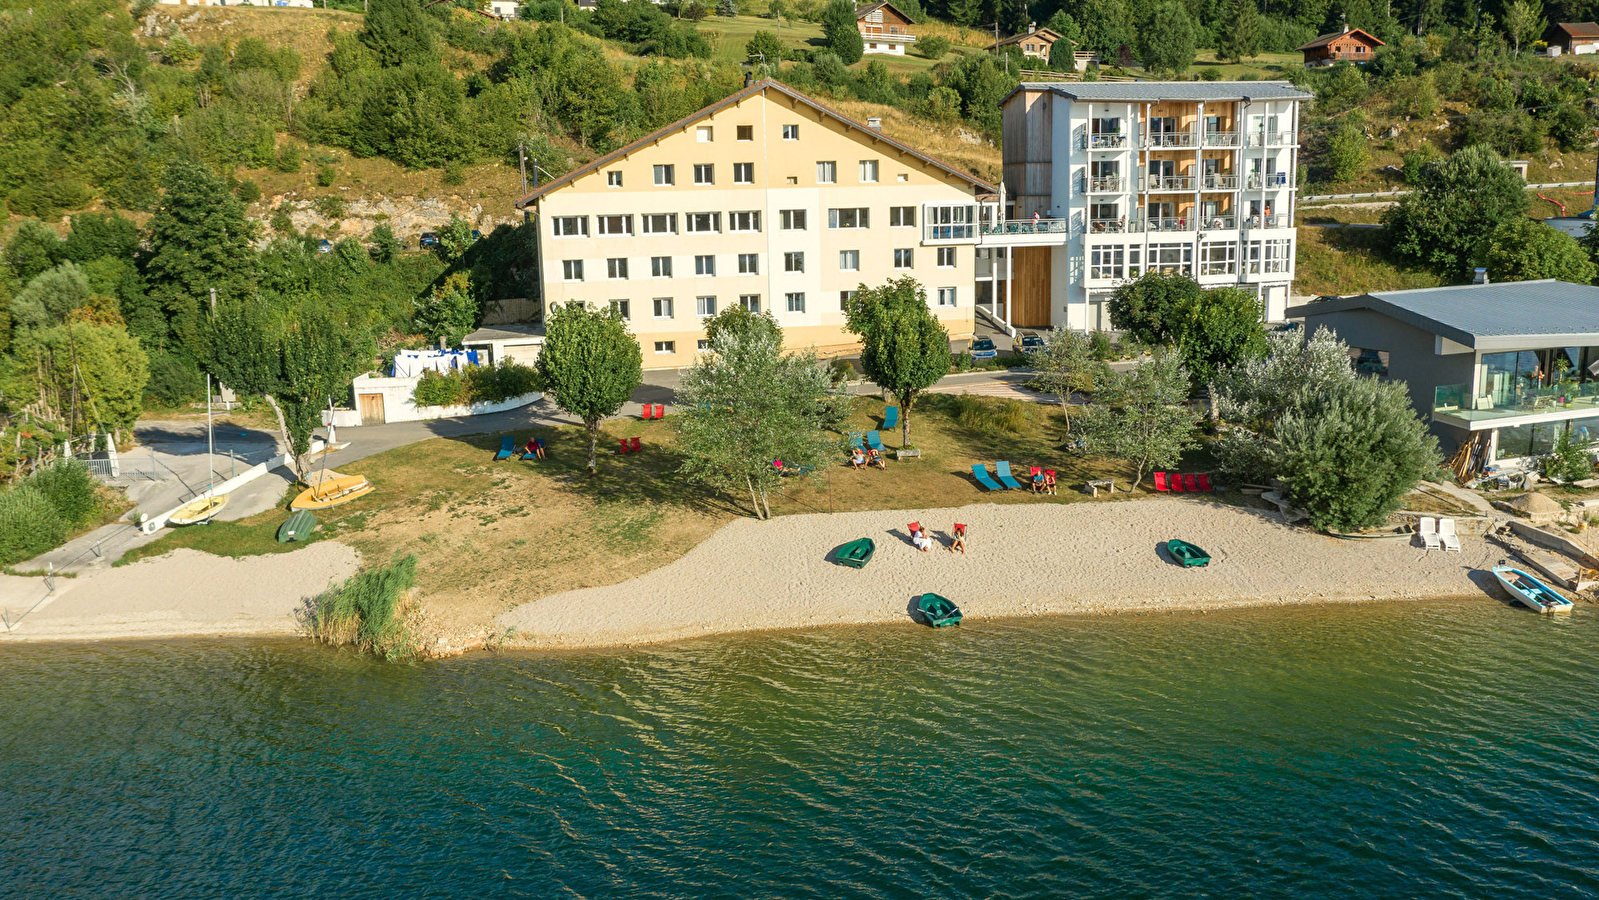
988;27;1067;50
514;79;995;208
1005;81;1312;106
1286;280;1599;351
1297;27;1385;51
854;1;912;21
1553;21;1599;39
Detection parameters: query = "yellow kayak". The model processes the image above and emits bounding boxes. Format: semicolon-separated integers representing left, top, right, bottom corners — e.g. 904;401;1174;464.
169;495;227;526
290;474;374;511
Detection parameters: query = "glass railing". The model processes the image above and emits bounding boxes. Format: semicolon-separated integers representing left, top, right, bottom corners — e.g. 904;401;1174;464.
1144;132;1198;148
1202;131;1241;147
1087;133;1128;149
1433;381;1599;422
978;219;1073;236
1246;173;1291;189
1198;215;1237;230
1088;218;1141;234
1146;217;1195;233
1243;214;1290;229
1088;176;1125;192
1199;175;1238;190
1433;383;1469;413
1142;175;1195;192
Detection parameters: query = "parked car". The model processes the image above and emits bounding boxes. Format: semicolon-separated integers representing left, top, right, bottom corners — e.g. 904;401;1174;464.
419;231;440;248
1018;333;1046;354
316;239;333;254
970;337;997;360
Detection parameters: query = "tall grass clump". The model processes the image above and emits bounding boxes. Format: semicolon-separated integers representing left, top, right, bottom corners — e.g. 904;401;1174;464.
309;554;422;662
0;485;68;567
947;395;1033;434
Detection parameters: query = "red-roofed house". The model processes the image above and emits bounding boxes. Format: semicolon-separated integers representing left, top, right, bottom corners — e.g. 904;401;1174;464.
1544;22;1599;55
1297;26;1384;67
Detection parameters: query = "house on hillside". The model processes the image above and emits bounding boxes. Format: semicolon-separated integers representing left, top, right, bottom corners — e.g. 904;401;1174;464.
486;0;520;19
854;2;916;56
1544;22;1599;55
987;25;1071;66
1290;281;1599;462
515;78;995;370
1297;26;1384;67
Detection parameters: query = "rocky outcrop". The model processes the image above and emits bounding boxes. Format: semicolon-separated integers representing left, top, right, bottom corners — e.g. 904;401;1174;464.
256;194;520;244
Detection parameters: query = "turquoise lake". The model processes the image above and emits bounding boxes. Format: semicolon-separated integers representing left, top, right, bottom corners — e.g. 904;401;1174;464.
3;599;1597;898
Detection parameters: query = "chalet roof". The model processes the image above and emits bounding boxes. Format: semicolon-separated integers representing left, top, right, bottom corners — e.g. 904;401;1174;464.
514;79;995;208
854;2;912;21
1297;26;1385;51
987;27;1066;50
1286;280;1599;351
1006;81;1313;105
1553;21;1599;39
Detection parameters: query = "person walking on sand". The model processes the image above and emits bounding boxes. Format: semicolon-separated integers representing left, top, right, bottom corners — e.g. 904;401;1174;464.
948;523;967;555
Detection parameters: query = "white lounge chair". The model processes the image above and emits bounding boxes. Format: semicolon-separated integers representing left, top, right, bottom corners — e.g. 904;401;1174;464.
1439;517;1461;552
1419;516;1441;551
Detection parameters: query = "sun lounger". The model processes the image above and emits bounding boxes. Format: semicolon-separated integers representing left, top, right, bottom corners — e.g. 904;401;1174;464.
1183;473;1199;492
995;461;1023;490
883;406;899;430
1439;517;1461;552
495;436;515;460
1196;473;1213;492
654;404;665;418
641;406;656;420
618;438;631;454
866;431;885;451
971;464;1004;491
1419;516;1440;550
629;436;642;453
520;438;544;460
849;431;864;449
1154;472;1170;492
1169;472;1185;493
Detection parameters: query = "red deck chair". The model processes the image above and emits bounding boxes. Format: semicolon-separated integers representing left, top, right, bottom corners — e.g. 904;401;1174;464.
1183;473;1199;492
629;436;642;452
908;521;921;536
654;404;665;418
618;438;631;453
1153;472;1169;492
1196;473;1213;492
641;406;656;420
1169;472;1186;492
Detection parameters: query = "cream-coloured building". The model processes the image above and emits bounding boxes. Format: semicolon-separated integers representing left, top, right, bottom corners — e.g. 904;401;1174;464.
515;79;995;370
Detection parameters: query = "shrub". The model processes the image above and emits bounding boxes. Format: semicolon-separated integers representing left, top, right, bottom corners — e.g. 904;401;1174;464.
309;554;421;662
274;143;302;173
1089;330;1114;360
145;352;206;408
317;165;337;187
828;357;856;385
313;195;346;219
235;179;262;204
0;485;68;567
29;460;101;531
413;368;470;407
1544;430;1594;483
412;362;542;407
917;34;951;59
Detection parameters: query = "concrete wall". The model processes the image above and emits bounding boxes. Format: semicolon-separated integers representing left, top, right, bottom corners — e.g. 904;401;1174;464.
347;373;542;425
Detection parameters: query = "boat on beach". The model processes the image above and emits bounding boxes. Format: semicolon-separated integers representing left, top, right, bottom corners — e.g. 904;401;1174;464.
277;509;318;543
1166;539;1211;567
1493;565;1575;614
168;495;227;526
917;593;962;627
834;538;876;568
290;475;374;511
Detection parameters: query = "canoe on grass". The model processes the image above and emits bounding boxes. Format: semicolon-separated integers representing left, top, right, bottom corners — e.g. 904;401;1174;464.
276;509;318;543
169;495;227;526
917;592;962;627
290;475;374;511
1166;539;1211;568
835;537;876;568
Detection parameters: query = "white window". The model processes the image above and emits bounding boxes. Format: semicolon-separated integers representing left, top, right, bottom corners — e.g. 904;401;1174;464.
653;164;675;186
780;209;807;231
1150;242;1193;276
839;250;860;271
740;294;761;312
738;253;759;274
653;297;674;318
651;256;673;277
816;161;837;184
642;213;677;235
1090;245;1124;280
784;252;805;273
654;340;676;354
924;205;976;239
597;215;633;236
737;125;754;141
696;126;713;142
686;212;721;234
937;247;956;268
696;295;717;317
937;287;957;307
733;162;754;184
828;208;869;229
562;259;584;281
695;254;716;276
697;339;711;351
859;160;879;183
1200;241;1237;276
1128;246;1143;279
1248;239;1292;274
610;299;630;320
606;171;622;187
782;124;800;140
839;290;857;310
552;216;588;237
893;248;913;269
606;257;628;279
786;292;806;313
889;206;916;227
728;211;761;232
693;163;714;185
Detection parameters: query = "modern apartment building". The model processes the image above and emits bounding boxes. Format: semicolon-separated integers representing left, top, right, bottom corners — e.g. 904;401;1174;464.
986;82;1312;332
515;79;994;369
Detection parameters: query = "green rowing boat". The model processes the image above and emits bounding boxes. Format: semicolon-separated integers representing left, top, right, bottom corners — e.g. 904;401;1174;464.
277;509;318;543
835;537;876;568
917;592;962;627
1167;538;1211;568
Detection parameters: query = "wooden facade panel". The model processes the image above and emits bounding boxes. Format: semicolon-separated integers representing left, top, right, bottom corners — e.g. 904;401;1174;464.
1011;247;1052;328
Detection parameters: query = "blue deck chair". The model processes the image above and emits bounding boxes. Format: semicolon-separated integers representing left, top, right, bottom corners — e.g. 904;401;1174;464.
866;431;885;451
495;436;515;460
995;460;1024;490
849;431;864;449
971;463;1004;491
883;406;899;430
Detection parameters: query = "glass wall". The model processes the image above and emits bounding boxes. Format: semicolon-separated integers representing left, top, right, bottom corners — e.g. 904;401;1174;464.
1494;416;1599;460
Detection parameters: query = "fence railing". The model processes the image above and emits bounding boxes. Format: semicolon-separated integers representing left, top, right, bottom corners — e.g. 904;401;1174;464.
1199;174;1239;190
1142;175;1195;192
1144;132;1198;149
1088;175;1125;192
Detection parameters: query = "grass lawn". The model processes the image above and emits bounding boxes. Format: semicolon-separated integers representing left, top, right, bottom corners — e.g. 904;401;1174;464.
1188;50;1301;80
704;15;970;78
122;394;1217;631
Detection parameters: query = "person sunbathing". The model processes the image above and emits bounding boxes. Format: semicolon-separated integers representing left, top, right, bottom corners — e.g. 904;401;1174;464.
866;447;886;469
1043;470;1056;495
948;523;967;555
851;448;868;470
1031;470;1045;494
911;525;932;553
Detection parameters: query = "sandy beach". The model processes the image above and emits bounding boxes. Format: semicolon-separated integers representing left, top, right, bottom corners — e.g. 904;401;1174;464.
498;499;1505;649
0;543;360;642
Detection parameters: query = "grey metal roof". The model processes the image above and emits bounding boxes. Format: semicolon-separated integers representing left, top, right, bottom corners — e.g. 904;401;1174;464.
1286;280;1599;350
1016;81;1314;103
463;323;544;343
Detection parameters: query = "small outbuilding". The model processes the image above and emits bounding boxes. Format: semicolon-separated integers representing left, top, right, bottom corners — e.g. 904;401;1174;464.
1544;22;1599;55
1297;26;1384;67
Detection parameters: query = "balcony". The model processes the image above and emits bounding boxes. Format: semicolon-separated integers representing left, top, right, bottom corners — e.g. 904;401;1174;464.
1202;131;1242;147
1144;131;1198;149
981;218;1073;237
1243;213;1291;229
1199;174;1239;190
1197;214;1237;230
858;27;915;43
1142;175;1194;192
1083;132;1128;150
1089;217;1140;234
1245;132;1292;148
1246;173;1291;189
1146;217;1196;233
1087;175;1125;193
1433;381;1599;427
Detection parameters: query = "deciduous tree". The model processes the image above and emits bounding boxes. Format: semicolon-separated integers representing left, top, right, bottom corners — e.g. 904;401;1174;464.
821;0;865;65
1029;330;1101;436
536;302;643;474
413;272;479;347
1135;0;1196;76
1477;218;1597;284
142;158;259;352
1079;350;1198;488
845;276;951;446
1384;144;1529;276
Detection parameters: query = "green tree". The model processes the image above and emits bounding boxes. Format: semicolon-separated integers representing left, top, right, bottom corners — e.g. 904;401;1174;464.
1173;286;1268;392
361;0;436;67
1384;144;1530;275
745;28;785;66
436;214;475;263
917;34;952;60
10;263;96;332
1214;0;1262;62
1107;272;1201;345
413;271;479;346
368;224;402;263
676;310;841;518
63;213;140;265
1477;218;1598;284
821;0;865;65
536;302;643;474
1029;330;1101;436
1136;0;1196;76
844;276;951;446
4;220;64;283
1324;122;1370;183
1502;0;1546;55
15;322;150;440
142;158;259;351
1079;350;1199;487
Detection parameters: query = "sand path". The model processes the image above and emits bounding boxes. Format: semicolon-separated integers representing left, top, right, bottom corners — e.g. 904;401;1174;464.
499;499;1504;649
0;543;360;642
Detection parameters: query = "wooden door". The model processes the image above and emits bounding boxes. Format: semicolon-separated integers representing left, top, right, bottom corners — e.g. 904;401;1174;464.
1009;247;1053;329
357;392;385;425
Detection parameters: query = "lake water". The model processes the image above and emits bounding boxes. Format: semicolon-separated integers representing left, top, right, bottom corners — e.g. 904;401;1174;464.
3;600;1598;899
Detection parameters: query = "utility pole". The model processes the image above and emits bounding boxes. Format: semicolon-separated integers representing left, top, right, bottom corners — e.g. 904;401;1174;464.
518;140;528;195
